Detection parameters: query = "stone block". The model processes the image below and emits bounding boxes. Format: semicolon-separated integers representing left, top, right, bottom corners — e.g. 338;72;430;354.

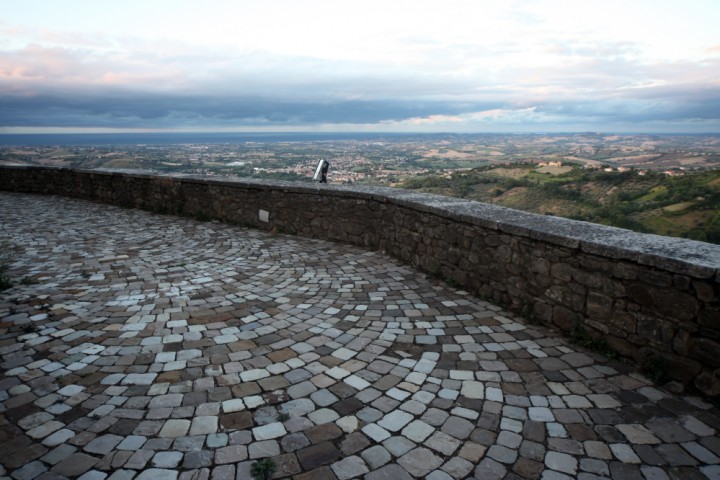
639;270;673;287
532;301;552;323
273;453;301;478
397;448;443;478
657;290;700;321
296;442;341;470
627;284;655;308
663;352;703;382
550;263;573;281
699;308;720;328
330;455;369;480
573;270;605;289
551;306;576;332
586;292;612;319
611;311;637;335
637;315;672;345
50;453;98;477
604;336;640;360
694;368;720;396
690;338;720;368
694;281;717;303
673;330;694;356
613;262;639;280
585;319;610;335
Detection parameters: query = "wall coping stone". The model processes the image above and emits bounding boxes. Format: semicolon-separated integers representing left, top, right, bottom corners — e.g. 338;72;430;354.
5;165;720;279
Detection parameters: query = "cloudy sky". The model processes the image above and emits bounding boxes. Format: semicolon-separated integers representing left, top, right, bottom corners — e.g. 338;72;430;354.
2;0;719;133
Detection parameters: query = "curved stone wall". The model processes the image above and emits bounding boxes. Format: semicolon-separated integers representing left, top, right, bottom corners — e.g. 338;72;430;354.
1;166;719;395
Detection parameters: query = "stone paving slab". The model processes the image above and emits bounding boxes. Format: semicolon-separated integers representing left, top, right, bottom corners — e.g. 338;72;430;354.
1;192;719;479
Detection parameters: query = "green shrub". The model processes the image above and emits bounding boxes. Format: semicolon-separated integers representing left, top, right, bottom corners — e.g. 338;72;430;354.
251;458;277;480
0;241;14;290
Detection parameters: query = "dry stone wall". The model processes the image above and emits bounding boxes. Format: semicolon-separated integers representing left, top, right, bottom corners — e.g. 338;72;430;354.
2;166;719;395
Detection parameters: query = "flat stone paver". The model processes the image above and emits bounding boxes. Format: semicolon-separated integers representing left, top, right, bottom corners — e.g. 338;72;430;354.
1;192;720;479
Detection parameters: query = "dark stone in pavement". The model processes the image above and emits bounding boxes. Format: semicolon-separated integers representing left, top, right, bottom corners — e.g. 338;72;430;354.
608;462;644;480
513;457;544;480
328;382;357;399
477;412;500;430
594;425;625;443
506;359;540;372
207;387;231;402
182;391;207;406
457;397;484;411
657;398;699;416
667;466;712;480
35;472;69;480
57;407;91;425
634;444;667;466
50;453;98;477
364;464;413;480
588;409;624;425
656;444;699;466
566;424;596;441
231;382;261;398
5;443;48;469
109;419;141;436
471;428;498;446
4;404;40;424
620;406;659;423
293;466;338;480
0;434;32;457
340;432;371;455
297;442;341;470
220;411;253;430
700;436;720;457
332;397;363;416
543;371;569;382
305;423;342;444
374;375;401;391
522;421;546;442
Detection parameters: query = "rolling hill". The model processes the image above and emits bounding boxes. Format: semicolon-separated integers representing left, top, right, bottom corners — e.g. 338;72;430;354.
399;164;720;244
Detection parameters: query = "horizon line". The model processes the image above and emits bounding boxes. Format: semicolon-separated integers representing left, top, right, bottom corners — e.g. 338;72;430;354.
1;131;720;136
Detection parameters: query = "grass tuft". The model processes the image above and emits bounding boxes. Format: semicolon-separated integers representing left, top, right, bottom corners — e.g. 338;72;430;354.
250;458;277;480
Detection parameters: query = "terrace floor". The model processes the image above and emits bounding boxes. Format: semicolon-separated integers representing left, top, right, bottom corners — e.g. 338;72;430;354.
1;192;719;480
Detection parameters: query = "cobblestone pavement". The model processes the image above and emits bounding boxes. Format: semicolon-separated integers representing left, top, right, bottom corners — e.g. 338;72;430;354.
1;192;719;480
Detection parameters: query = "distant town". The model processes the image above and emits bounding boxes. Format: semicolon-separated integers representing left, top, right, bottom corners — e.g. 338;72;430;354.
3;133;720;243
2;133;719;186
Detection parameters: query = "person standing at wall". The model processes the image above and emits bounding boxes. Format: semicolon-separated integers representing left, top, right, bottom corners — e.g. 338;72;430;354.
320;159;329;183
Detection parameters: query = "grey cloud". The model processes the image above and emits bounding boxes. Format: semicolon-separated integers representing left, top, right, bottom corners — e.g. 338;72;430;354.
0;91;501;128
2;85;718;130
535;91;720;124
1;39;719;131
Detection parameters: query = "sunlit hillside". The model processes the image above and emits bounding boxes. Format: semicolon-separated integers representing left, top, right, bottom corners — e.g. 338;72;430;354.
400;164;720;244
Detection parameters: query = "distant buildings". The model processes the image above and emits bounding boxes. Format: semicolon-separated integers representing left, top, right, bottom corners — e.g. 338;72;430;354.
537;160;564;167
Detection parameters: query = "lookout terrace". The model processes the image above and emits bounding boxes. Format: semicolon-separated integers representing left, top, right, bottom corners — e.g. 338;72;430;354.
0;167;719;479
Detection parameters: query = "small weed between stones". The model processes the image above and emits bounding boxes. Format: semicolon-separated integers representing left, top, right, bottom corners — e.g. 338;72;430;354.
22;323;37;334
250;458;277;480
642;354;669;384
520;301;542;326
0;240;15;290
